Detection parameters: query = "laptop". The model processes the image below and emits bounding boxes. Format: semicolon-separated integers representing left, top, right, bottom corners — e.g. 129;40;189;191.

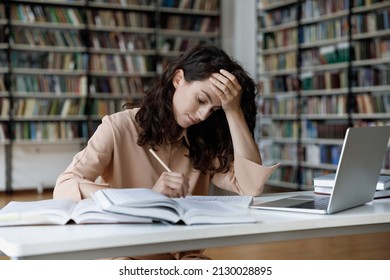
251;126;390;214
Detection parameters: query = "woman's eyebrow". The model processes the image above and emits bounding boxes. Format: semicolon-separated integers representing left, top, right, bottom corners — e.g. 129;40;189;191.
201;89;213;102
201;89;222;110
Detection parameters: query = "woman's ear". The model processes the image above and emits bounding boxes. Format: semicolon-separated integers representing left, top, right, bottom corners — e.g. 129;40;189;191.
172;69;184;88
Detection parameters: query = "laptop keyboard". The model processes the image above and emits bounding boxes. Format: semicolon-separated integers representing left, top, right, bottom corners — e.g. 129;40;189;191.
288;196;330;210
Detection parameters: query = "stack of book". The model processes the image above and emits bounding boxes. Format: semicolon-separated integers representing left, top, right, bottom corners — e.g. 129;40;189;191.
313;173;390;199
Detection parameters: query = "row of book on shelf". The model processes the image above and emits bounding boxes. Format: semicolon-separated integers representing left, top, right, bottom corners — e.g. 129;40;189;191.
0;120;113;141
263;32;390;57
301;0;349;19
262;135;390;167
12;28;84;48
11;5;83;25
304;39;390;64
261;65;390;93
355;7;390;32
161;0;219;11
13;76;87;95
162;16;215;32
1;98;133;117
11;52;87;71
301;67;390;90
8;29;218;62
261;143;342;166
1;75;145;96
264;39;390;72
9;51;153;74
13;98;86;117
259;120;390;140
90;53;151;73
261;1;389;30
261;3;296;28
13;121;89;141
10;4;219;28
87;10;153;28
260;93;390;115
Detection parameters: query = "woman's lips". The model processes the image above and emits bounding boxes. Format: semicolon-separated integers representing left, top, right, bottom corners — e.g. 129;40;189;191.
188;115;196;125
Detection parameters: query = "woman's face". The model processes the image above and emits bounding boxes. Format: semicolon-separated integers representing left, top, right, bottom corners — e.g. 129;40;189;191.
172;70;222;128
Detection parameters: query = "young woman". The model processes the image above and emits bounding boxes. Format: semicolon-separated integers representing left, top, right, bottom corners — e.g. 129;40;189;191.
53;44;279;259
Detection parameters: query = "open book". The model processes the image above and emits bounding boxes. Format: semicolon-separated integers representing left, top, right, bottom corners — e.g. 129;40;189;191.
0;198;152;226
92;188;257;225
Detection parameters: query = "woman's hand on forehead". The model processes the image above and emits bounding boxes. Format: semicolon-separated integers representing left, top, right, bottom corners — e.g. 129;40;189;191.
209;69;242;112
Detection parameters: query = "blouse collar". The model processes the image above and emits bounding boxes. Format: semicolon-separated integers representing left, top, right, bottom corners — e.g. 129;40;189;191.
178;129;190;146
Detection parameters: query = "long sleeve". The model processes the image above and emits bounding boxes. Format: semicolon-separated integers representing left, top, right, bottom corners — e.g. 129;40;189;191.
53;115;116;201
211;153;280;196
54;109;150;201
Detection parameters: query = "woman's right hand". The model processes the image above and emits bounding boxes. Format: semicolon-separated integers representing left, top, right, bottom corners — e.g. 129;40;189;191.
152;171;190;198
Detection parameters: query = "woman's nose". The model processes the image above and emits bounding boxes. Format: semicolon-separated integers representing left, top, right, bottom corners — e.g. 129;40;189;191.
196;108;210;121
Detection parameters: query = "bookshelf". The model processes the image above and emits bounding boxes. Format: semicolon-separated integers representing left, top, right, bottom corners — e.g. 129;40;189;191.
158;0;220;70
86;0;157;133
1;0;221;192
256;0;390;190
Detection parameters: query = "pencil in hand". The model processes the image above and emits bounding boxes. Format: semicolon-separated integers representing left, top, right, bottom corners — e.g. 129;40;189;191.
149;148;172;172
148;148;191;196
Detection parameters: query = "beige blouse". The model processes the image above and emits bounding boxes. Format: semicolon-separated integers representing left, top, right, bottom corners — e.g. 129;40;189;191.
54;108;279;201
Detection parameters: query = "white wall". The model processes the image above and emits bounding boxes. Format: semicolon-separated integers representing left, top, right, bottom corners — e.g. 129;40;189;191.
221;0;257;79
11;143;81;191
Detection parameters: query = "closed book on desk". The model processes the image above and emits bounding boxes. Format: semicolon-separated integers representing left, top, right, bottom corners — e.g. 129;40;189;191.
0;198;152;226
313;173;390;190
92;188;256;225
314;186;390;200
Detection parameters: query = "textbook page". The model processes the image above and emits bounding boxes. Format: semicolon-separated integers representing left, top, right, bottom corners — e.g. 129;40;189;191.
92;189;181;223
70;198;152;224
185;195;253;208
0;198;152;226
175;198;257;225
0;199;76;226
92;188;257;225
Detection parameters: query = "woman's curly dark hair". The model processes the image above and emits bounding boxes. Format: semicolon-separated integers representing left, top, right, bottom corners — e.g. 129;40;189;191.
135;44;257;175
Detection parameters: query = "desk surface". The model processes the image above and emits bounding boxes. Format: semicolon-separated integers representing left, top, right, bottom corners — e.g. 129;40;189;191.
1;192;390;259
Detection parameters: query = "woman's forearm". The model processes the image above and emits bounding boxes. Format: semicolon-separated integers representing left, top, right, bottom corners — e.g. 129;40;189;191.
225;109;262;165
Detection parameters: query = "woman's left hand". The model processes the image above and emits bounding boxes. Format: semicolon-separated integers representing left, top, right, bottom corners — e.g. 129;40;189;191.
209;69;242;112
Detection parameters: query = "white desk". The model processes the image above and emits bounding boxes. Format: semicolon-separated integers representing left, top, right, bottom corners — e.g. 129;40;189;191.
1;192;390;259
